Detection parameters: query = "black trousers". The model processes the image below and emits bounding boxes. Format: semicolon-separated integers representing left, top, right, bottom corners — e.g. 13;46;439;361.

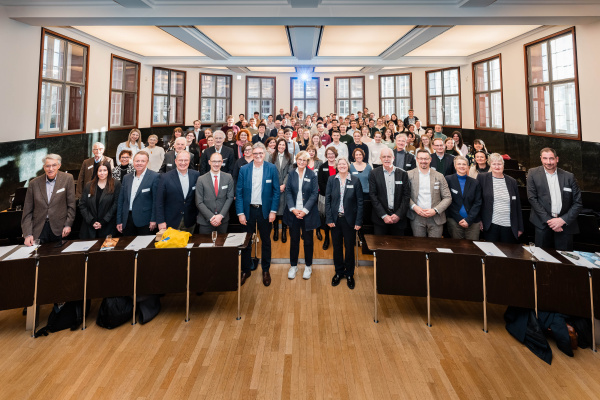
373;218;406;236
39;220;62;244
484;223;517;244
241;206;272;273
123;212;152;236
198;223;228;235
534;226;573;251
289;216;314;266
331;215;356;277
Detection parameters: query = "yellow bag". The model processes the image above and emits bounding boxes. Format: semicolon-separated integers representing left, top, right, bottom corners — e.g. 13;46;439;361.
154;227;191;248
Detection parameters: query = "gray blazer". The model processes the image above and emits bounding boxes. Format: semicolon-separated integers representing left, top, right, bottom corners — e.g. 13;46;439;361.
195;171;235;227
273;154;292;215
407;168;452;225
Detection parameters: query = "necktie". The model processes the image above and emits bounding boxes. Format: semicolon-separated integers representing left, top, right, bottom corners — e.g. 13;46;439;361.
214;175;219;196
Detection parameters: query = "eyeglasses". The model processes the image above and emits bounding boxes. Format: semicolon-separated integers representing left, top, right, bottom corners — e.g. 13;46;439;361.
297;158;309;163
252;152;265;156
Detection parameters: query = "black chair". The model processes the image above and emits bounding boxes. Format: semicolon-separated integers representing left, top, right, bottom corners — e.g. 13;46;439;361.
0;211;24;243
189;247;238;293
485;257;535;309
10;187;27;210
536;261;591;319
86;250;136;300
503;169;527;186
0;257;36;312
136;248;188;296
36;253;87;306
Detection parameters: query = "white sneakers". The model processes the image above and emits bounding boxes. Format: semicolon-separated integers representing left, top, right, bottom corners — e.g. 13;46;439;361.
288;265;312;280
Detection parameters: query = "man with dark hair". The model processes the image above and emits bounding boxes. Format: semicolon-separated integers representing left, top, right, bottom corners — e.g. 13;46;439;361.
235;114;245;128
431;138;455;176
266;115;275;131
276;108;285;121
403;109;419;129
253;123;269;144
317;122;331;146
270;119;282;137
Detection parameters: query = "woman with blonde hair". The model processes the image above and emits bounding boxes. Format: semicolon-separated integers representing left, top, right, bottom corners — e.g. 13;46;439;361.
311;133;326;161
419;135;434;154
145;134;165;172
116;128;145;160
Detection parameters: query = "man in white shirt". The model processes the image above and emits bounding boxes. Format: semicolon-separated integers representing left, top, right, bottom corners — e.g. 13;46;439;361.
326;131;348;160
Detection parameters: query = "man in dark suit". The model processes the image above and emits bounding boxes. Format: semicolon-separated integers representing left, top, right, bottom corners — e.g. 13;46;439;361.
275;108;285;121
76;142;114;198
403;109;419;129
527;147;582;251
445;156;482;240
369;147;411;236
269;119;282;137
393;133;416;171
236;142;280;287
159;137;187;173
198;130;234;175
252;123;269;144
155;150;200;234
22;154;76;246
195;152;235;234
431;138;456;176
117;151;160;236
192;119;204;143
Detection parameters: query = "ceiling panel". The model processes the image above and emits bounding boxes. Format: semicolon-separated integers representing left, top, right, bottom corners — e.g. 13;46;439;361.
196;26;291;57
247;67;296;73
73;26;205;57
405;25;540;57
318;26;414;57
313;67;364;73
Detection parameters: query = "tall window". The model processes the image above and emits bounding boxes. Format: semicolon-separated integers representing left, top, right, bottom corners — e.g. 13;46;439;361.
37;29;89;136
335;77;364;116
152;67;185;126
246;77;275;120
109;55;139;130
291;77;319;116
200;73;232;124
379;73;412;120
525;28;580;138
473;55;503;131
426;67;461;127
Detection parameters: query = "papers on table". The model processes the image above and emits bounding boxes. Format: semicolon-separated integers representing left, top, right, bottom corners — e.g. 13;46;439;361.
4;245;38;260
62;240;97;253
436;248;453;253
223;233;246;247
522;246;561;263
0;245;18;259
186;243;194;248
473;241;507;257
198;243;213;247
124;235;155;251
559;251;600;269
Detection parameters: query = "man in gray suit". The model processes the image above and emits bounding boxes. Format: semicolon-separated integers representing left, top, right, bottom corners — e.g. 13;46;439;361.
407;149;452;238
195;152;235;234
527;147;582;251
159;137;187;173
22;154;76;245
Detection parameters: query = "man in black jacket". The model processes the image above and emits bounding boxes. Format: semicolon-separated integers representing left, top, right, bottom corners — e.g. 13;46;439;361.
198;130;234;175
445;156;482;240
431;138;455;176
393;133;416;171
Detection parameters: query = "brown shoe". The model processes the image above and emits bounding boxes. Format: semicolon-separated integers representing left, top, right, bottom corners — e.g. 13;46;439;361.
241;271;251;286
262;270;271;287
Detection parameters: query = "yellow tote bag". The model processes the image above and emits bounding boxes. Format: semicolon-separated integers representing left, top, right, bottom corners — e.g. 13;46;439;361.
154;227;191;248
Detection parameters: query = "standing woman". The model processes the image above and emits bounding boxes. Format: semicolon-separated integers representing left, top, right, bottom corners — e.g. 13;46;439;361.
79;161;121;239
235;129;250;159
305;145;322;172
198;128;212;154
467;139;489;165
298;128;311;151
406;132;417;155
224;129;237;155
387;120;397;135
469;150;490;179
311;133;326;161
397;120;406;133
284;151;320;280
112;149;135;183
163;127;183;152
265;137;277;158
185;131;200;169
390;113;399;127
452;131;468;157
146;134;165;172
360;125;373;144
272;138;292;243
445;137;462;156
477;153;524;243
349;148;371;243
368;131;387;168
419;135;434;154
285;129;300;159
116;128;145;160
233;143;254;187
382;128;395;149
317;147;338;250
325;157;363;290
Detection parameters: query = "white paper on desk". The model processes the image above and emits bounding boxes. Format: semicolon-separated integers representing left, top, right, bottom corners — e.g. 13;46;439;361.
0;245;18;259
560;251;600;269
436;248;453;253
474;241;507;257
198;243;213;247
186;243;194;248
522;246;561;263
4;245;37;260
124;235;155;251
62;240;97;253
223;233;246;247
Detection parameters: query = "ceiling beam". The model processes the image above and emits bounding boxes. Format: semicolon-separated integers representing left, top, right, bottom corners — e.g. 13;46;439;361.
288;0;322;8
459;0;498;7
361;67;383;73
112;0;151;8
381;26;453;60
159;26;229;60
287;26;321;60
227;67;250;73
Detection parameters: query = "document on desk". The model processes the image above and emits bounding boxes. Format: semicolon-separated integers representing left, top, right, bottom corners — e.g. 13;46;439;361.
4;245;37;260
223;233;246;247
198;243;213;247
474;242;507;257
186;243;195;248
62;241;98;253
0;244;18;259
560;251;600;269
522;246;561;263
125;235;156;251
436;248;453;253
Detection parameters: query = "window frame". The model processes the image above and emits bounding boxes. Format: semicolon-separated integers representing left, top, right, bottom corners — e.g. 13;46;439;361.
108;54;140;130
36;28;90;138
425;67;462;128
471;54;504;132
151;67;187;127
334;76;365;116
199;73;233;125
245;76;276;120
524;27;581;140
378;73;413;120
290;77;320;117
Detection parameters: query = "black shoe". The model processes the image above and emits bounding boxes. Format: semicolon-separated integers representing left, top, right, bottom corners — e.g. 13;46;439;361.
250;258;258;271
331;274;342;287
241;271;251;286
316;228;322;241
347;275;355;290
262;270;271;287
322;234;330;251
281;226;287;243
273;227;279;242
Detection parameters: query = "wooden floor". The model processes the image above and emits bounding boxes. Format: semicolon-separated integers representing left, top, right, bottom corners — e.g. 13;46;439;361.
1;239;600;400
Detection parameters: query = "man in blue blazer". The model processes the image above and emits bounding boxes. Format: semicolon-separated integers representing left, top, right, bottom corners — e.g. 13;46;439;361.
117;151;160;236
445;156;482;240
155;150;200;233
236;142;280;286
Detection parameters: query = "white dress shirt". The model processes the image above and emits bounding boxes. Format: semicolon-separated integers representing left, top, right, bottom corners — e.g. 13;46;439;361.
129;168;147;211
545;169;562;216
416;169;432;210
251;164;263;205
290;169;310;215
177;169;189;199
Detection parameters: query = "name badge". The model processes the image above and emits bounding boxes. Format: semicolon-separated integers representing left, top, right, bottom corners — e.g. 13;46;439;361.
191;186;196;190
87;165;93;169
323;167;328;171
56;188;65;193
304;178;311;182
395;181;402;184
223;158;228;162
347;185;354;189
406;164;411;167
451;188;458;194
266;179;272;183
88;194;91;197
142;188;150;193
221;185;228;189
564;187;572;192
352;172;358;175
167;163;173;167
512;196;516;200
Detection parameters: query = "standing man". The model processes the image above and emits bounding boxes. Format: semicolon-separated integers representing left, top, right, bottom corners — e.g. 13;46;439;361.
431;138;456;176
368;148;411;236
393;133;416;172
192;119;204;143
236;143;280;287
22;154;76;246
117;151;160;236
527;147;582;251
195;152;235;234
407;149;452;238
276;108;286;121
266;115;275;131
235;114;245;128
159;137;188;173
338;123;352;145
221;115;240;136
445;156;482;240
198;130;234;175
327;131;349;160
347;120;359;136
433;124;447;141
403;109;419;129
317;122;331;147
76;142;114;199
155;150;200;234
269;119;282;137
253;123;269;144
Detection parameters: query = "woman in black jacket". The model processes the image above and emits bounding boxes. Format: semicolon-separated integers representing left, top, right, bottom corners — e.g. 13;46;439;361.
317;146;338;249
79;161;121;239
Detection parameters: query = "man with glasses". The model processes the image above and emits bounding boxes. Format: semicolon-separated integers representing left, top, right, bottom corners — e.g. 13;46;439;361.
431;137;455;176
198;130;234;175
76;142;114;199
236;143;280;287
195;152;234;234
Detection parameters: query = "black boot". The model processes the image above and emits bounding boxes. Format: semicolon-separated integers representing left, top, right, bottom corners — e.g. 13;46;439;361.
281;224;287;243
322;230;330;250
316;228;323;241
273;218;279;241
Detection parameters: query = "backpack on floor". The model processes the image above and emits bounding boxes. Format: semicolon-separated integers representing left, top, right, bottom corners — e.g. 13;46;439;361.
34;300;89;337
96;296;133;329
